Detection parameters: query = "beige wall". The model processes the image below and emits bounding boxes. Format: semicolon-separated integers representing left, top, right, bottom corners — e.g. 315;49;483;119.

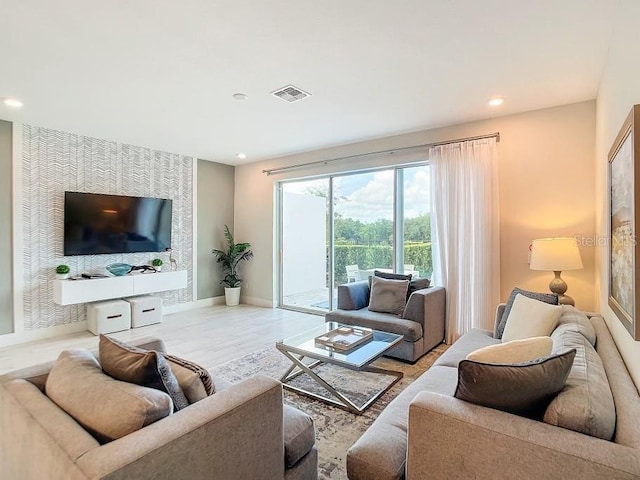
595;0;640;389
0;120;12;335
235;100;596;312
197;159;235;300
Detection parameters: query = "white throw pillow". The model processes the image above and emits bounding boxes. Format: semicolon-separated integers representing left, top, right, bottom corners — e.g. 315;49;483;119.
466;336;553;364
502;294;562;342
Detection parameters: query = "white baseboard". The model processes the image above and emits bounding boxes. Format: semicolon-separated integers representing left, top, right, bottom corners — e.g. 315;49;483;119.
163;296;225;314
240;296;276;308
0;321;89;348
0;298;228;347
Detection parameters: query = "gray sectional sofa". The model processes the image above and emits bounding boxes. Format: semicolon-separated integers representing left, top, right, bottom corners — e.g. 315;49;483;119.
325;280;445;362
0;337;318;480
346;305;640;479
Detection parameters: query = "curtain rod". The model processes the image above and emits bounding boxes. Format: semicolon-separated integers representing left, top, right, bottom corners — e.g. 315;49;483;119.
262;132;500;176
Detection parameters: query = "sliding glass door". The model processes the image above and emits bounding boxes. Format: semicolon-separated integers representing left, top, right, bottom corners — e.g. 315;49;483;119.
278;163;431;313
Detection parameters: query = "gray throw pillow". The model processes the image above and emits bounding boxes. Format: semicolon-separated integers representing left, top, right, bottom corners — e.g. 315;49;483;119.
99;335;189;411
454;349;576;417
495;287;559;339
368;276;409;315
368;270;426;300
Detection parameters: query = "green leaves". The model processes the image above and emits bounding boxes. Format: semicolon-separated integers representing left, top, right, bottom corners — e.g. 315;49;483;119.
212;225;253;287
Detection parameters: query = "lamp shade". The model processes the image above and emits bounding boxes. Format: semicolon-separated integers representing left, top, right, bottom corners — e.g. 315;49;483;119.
530;237;583;271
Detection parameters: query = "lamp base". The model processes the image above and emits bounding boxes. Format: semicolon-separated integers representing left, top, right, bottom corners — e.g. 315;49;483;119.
549;271;575;306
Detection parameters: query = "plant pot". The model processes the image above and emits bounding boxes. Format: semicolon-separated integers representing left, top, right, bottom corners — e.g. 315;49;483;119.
56;273;69;280
224;287;241;306
154;266;162;272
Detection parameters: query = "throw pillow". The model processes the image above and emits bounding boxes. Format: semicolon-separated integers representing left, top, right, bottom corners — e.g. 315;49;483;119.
368;271;426;300
164;354;215;403
495;287;559;339
466;336;553;364
374;270;412;282
368;276;410;315
501;294;562;342
99;335;189;411
45;349;173;443
455;349;576;417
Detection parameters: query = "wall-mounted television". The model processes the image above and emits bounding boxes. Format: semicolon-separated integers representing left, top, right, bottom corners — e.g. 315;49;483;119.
64;192;172;256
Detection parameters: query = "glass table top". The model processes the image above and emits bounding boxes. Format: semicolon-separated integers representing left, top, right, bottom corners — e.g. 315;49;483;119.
276;322;403;369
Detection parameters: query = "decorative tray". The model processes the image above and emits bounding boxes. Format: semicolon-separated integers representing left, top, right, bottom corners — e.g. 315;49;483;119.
315;326;374;352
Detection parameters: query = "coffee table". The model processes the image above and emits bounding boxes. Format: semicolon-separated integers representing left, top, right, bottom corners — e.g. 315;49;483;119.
276;322;404;414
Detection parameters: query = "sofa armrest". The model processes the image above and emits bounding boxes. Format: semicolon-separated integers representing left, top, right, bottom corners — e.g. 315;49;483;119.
76;375;285;480
337;281;370;310
407;391;640;480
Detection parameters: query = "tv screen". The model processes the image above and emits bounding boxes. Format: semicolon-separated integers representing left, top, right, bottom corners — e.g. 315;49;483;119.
64;192;172;256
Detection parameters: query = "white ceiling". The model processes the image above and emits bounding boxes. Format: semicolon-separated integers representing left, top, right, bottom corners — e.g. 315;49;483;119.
0;1;619;165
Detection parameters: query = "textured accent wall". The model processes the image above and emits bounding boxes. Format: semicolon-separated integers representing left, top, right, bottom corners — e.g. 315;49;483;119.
22;125;193;330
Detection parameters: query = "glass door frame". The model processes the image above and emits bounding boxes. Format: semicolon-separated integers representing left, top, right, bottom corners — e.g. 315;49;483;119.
276;161;428;315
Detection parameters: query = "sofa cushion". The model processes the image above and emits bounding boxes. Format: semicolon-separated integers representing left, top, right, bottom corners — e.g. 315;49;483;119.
325;308;423;341
45;349;173;443
466;336;553;364
495;287;559;339
347;365;458;480
99;335;189;410
283;405;315;468
369;276;409;315
433;328;498;367
502;294;562;342
554;305;597;346
164;354;215;404
544;329;616;440
455;349;576;417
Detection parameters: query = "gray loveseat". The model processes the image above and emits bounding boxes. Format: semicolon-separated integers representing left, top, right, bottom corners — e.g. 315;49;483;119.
325;280;445;362
0;337;318;480
347;306;640;479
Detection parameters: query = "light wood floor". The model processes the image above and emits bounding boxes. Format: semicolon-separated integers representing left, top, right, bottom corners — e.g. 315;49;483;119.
0;305;325;375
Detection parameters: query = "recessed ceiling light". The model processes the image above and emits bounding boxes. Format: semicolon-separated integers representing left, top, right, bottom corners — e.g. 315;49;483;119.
488;97;504;107
237;153;247;159
232;93;248;101
3;98;23;108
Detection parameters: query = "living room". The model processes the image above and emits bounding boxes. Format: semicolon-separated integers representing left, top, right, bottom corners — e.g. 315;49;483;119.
1;1;640;479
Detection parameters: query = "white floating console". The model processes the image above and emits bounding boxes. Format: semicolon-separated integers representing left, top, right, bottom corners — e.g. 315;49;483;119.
54;270;188;306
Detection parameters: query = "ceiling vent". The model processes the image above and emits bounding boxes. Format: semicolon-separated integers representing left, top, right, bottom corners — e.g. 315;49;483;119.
271;85;311;103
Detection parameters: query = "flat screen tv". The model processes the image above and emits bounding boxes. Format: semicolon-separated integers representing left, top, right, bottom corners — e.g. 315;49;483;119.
64;192;172;256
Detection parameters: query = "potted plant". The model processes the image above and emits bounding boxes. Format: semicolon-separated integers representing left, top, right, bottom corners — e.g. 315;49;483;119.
56;264;70;280
151;258;163;272
212;225;253;306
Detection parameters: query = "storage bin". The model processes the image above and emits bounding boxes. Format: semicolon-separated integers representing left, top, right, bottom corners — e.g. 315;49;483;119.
125;295;163;328
87;299;131;335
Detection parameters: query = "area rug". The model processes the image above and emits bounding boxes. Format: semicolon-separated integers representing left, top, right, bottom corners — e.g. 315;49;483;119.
209;343;448;480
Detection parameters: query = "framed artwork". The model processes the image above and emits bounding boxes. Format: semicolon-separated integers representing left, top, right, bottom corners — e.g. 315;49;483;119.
609;104;640;341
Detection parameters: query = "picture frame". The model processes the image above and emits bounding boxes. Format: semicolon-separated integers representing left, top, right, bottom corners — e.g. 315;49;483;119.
608;104;640;341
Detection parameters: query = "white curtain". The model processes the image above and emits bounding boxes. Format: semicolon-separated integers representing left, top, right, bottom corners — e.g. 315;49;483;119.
429;138;500;343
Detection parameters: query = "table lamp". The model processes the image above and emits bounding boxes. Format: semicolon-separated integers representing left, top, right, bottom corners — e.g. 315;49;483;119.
529;237;583;306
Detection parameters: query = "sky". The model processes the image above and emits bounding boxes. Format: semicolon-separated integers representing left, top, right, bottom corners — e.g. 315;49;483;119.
282;165;430;223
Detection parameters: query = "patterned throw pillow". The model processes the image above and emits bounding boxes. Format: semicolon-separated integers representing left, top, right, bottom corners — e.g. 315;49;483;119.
164;354;215;403
99;335;189;411
455;349;576;418
495;287;558;339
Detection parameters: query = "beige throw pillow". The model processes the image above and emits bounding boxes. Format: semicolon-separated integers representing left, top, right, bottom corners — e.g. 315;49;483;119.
45;349;173;444
466;336;553;364
502;294;562;343
368;276;409;315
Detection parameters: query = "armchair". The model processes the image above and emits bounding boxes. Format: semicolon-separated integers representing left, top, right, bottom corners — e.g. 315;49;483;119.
325;280;445;362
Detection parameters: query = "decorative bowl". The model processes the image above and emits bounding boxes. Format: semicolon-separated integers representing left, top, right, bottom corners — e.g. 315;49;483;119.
105;263;132;276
